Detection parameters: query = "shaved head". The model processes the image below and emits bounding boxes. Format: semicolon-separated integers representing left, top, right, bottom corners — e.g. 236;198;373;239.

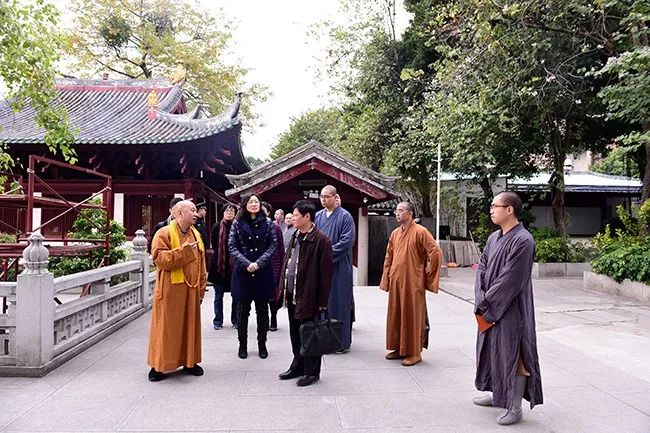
399;201;415;215
172;200;196;217
322;185;337;196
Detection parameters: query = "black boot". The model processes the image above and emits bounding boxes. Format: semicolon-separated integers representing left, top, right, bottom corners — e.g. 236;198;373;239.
238;342;248;359
269;301;278;331
237;301;249;359
256;300;270;359
258;341;268;359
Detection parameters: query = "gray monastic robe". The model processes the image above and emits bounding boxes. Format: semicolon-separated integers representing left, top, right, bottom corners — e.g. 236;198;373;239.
474;224;543;409
315;206;355;349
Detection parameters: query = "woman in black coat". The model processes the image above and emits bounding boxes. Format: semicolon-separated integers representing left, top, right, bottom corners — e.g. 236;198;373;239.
228;193;277;359
207;203;238;329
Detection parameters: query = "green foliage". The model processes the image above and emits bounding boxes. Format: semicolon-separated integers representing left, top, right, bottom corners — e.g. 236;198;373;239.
271;108;345;159
48;201;127;277
0;0;77;167
591;146;640;178
530;227;558;243
592;199;650;283
535;237;572;263
593;0;650;199
472;214;494;250
0;232;16;243
245;156;268;168
65;0;266;122
592;244;650;284
535;236;594;263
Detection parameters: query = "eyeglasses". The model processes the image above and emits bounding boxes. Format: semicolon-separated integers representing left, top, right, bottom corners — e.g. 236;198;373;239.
490;204;510;209
320;194;333;199
224;208;235;213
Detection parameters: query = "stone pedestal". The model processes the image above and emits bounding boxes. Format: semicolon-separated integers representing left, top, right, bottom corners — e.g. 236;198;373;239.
130;229;152;307
15;233;54;367
357;208;369;286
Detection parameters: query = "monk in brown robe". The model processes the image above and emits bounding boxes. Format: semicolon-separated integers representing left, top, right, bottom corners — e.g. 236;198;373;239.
379;201;442;366
147;200;207;381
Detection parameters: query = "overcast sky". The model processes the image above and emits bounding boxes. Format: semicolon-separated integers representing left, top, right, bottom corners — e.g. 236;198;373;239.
207;1;412;160
52;0;411;160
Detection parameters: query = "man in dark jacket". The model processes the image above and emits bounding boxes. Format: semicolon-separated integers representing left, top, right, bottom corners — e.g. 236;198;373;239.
278;200;333;387
194;201;210;249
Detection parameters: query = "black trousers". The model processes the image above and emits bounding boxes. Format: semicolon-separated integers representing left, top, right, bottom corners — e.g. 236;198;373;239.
287;303;322;378
237;299;269;343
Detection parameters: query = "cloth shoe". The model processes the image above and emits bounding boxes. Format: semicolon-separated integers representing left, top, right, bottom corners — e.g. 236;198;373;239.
472;394;494;406
497;408;522;425
497;376;526;425
401;354;422;366
183;364;204;376
385;350;401;360
148;368;165;382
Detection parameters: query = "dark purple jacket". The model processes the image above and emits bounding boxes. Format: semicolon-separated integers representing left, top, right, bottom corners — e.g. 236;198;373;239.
279;226;333;320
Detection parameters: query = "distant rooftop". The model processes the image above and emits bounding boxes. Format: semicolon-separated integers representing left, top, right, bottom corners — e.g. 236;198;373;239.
509;171;642;193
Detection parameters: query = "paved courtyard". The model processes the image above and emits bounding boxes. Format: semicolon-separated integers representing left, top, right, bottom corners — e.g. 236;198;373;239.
1;268;649;433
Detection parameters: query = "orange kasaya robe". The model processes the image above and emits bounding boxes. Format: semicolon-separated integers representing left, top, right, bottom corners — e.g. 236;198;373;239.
380;220;442;356
147;225;206;372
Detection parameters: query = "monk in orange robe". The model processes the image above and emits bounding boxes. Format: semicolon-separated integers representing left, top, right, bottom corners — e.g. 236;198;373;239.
147;200;207;381
380;201;442;366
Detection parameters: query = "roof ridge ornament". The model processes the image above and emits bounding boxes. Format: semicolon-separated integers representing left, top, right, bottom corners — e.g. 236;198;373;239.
170;63;187;85
147;90;159;120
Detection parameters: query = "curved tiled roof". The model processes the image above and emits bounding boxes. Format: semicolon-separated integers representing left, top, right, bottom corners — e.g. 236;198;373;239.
0;78;242;146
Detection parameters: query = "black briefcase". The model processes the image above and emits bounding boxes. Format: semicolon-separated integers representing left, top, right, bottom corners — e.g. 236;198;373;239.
299;314;343;356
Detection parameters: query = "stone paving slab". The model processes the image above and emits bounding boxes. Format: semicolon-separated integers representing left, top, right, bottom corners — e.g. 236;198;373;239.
1;268;649;433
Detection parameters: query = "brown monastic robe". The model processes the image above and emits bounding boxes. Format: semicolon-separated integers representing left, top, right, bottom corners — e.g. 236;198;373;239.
147;225;206;372
380;221;442;356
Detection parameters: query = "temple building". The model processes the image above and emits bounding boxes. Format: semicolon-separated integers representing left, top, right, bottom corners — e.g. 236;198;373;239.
0;77;250;238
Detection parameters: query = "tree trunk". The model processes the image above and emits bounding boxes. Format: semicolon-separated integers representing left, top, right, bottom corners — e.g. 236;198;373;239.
478;176;493;214
418;181;433;218
549;126;567;236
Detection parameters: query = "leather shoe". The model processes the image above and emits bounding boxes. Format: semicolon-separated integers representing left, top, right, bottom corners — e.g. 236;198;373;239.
148;368;165;382
296;375;319;387
278;369;302;380
401;354;422;366
183;364;204;376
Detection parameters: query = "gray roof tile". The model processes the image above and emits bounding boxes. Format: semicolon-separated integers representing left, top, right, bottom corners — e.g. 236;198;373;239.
0;78;242;145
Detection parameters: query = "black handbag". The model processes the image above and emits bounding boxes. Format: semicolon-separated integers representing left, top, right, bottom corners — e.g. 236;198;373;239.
299;313;343;356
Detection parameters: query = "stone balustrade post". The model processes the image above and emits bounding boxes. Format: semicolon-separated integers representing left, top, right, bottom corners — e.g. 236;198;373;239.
15;233;54;367
130;229;152;308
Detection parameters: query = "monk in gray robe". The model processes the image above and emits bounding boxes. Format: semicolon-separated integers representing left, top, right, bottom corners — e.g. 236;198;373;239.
473;191;543;425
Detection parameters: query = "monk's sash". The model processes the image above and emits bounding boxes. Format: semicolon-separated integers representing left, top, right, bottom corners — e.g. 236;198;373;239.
169;220;204;285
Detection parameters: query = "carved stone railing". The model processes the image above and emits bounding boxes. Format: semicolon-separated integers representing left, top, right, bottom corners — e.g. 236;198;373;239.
0;281;17;366
0;229;153;377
